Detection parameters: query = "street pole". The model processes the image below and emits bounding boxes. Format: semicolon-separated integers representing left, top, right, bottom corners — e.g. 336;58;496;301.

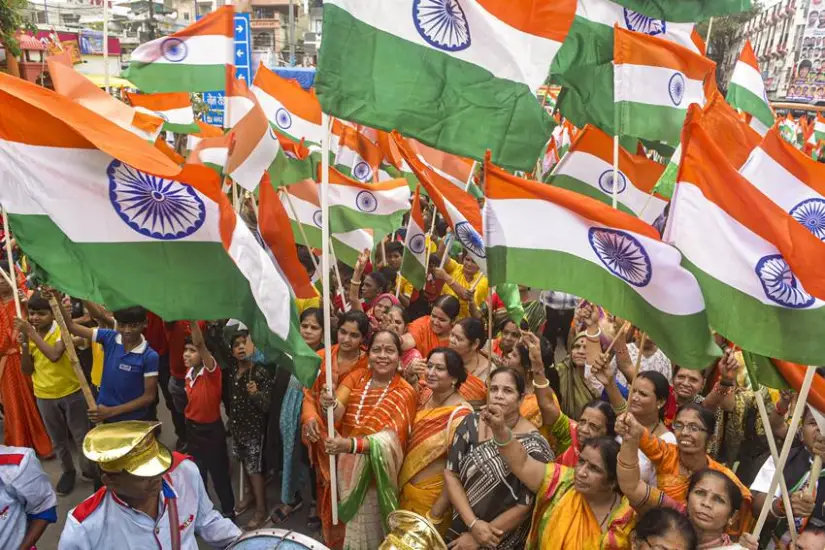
288;0;295;66
148;0;156;40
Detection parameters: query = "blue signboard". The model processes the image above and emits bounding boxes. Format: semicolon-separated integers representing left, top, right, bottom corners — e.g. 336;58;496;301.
201;13;251;127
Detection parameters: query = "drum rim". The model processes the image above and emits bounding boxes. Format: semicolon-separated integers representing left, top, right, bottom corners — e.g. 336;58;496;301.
228;527;332;549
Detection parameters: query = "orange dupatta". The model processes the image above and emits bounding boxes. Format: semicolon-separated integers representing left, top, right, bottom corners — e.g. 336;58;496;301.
406;316;449;358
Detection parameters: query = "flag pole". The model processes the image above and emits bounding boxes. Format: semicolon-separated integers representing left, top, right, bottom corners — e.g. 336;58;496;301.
279;188;320;274
327;237;349;313
1;207;21;317
612;135;619;209
422;205;437;269
463;161;477;192
320;112;339;526
396;217;413;299
754;389;798;542
752;365;819;538
705;17;714;46
103;0;109;94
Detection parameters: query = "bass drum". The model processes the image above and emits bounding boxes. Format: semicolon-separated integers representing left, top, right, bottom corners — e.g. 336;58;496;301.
227;528;332;550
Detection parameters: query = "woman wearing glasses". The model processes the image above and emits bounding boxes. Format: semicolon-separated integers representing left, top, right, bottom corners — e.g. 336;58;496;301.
615;406;755;540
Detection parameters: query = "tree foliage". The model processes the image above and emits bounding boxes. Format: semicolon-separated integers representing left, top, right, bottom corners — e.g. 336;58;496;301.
696;1;763;89
1;0;32;58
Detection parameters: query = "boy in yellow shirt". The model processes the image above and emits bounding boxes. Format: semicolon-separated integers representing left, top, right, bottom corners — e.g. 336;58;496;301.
16;293;95;496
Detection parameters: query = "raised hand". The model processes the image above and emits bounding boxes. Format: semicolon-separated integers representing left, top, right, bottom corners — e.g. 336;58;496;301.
717;350;739;384
616;412;644;440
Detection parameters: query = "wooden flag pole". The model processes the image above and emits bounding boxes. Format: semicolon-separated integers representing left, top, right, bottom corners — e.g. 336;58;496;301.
606;322;631;355
611;135;620;209
47;297;97;412
1;207;21;317
320;112;339;525
463;161;478;192
395;217;414;299
753;365;819;538
422;206;437;270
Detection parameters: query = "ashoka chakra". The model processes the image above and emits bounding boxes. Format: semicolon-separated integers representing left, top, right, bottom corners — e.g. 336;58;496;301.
669;73;686;106
312;209;323;228
355;190;378;212
598;170;628;195
275;108;292;130
455;221;486;259
755;254;815;308
352;161;374;183
790;198;825;241
623;9;667;36
108;160;206;240
412;0;471;52
409;234;426;255
160;38;188;62
588;227;652;287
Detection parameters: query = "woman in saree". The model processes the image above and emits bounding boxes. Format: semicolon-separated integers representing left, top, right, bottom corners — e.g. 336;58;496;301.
401;295;460;358
555;331;601;420
349;249;390;316
443;368;554;549
448;317;490;408
490;318;521;368
615;412;759;549
398;347;471;533
501;330;560;428
382;305;422;371
624;405;753;536
0;260;52;457
484;403;635;549
321;330;418;550
302;310;370;547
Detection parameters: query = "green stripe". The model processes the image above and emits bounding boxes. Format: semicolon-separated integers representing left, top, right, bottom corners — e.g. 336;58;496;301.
551;17;614;81
328;205;404;244
742;351;790;391
11;214;320;386
683;258;825;366
316;5;555;172
290;219;364;268
121;64;227;93
162;121;201;135
549;174;639;217
652;160;678;199
400;251;426;290
487;246;721;370
610;0;751;22
616;101;687;145
268;147;317;190
382;163;419;192
726;84;774;128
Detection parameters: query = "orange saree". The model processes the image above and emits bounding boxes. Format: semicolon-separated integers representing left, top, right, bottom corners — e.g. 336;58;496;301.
406;316;449;358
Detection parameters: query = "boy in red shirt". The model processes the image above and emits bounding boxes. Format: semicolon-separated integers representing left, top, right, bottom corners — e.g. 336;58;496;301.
183;322;235;517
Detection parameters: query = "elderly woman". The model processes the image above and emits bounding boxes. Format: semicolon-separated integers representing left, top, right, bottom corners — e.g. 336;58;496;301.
398;347;471;533
555;331;599;420
616;412;759;549
444;368;553;549
402;295;460;358
321;330;418;549
485;404;635;548
624;405;753;536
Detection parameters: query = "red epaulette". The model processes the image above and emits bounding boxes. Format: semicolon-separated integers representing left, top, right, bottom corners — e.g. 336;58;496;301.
72;487;107;523
169;452;193;473
0;454;24;466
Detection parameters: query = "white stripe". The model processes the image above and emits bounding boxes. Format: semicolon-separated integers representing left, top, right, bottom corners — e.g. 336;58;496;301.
406;217;428;266
283;192;321;225
228;215;291;339
223;96;256;129
333;228;374;252
252;86;324;145
328;182;411;216
576;0;698;53
328;0;562;91
486;197;705;315
668;182;824;309
158;105;195;126
418;154;464;188
615;64;705;109
187;135;202;151
730;61;767;100
228;129;280;191
739;148;825;213
334;146;372;182
555;151;667;223
198;146;228;167
0;143;221;243
130;35;233;66
749;117;769;136
443;198;486;272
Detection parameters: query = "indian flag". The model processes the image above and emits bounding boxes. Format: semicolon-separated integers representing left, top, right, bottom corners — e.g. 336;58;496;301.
186;120;223;152
814;113;825;144
400;186;428;290
549;124;667;223
727;41;774;130
484;158;719;370
223;74;256;129
315;0;570;171
188;134;230;178
393;131;486;271
252;64;324;150
281;179;374;267
124;91;200;135
332;124;392;183
738;127;825;244
0;73;320;385
611;0;751;22
226;95;280;191
327;167;410;242
667;107;825;364
122;6;234;93
614;27;716;145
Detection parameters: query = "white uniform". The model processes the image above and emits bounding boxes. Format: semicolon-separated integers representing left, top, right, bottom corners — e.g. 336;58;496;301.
59;455;241;550
0;445;58;549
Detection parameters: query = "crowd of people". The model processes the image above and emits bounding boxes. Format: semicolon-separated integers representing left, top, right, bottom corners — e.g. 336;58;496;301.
1;214;825;550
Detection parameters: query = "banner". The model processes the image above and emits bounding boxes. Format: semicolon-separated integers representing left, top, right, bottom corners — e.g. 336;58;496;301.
787;2;825;101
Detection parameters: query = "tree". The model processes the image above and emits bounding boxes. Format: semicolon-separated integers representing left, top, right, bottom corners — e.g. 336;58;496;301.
0;0;31;58
696;1;763;89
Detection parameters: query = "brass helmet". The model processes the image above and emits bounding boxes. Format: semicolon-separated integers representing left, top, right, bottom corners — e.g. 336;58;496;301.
379;510;447;550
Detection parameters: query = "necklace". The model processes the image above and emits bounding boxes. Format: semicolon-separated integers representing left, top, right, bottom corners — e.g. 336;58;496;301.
597;493;619;530
355;377;391;424
427;390;456;409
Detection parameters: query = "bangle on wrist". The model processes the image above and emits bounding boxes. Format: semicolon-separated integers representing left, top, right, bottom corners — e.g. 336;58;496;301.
617;458;639;469
585;328;602;340
493;428;513;447
468;518;479;531
532;378;550;389
350;279;361;286
720;379;735;387
350;438;356;454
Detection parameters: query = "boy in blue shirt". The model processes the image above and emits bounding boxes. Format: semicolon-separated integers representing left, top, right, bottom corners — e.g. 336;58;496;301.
52;291;159;423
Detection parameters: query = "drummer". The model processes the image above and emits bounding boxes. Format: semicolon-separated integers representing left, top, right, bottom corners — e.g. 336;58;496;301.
58;420;241;549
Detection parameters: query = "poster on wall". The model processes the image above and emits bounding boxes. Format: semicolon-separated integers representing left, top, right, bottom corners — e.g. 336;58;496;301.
787;1;825;101
79;30;105;55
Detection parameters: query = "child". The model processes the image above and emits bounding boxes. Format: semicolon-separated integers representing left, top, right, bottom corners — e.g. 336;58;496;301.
228;326;272;529
16;293;96;495
183;322;235;517
56;291;159;423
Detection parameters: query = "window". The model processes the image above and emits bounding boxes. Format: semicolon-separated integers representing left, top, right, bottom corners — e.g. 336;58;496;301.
183;12;190;21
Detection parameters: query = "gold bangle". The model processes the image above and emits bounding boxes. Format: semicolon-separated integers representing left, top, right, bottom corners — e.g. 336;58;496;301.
532;378;550;389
